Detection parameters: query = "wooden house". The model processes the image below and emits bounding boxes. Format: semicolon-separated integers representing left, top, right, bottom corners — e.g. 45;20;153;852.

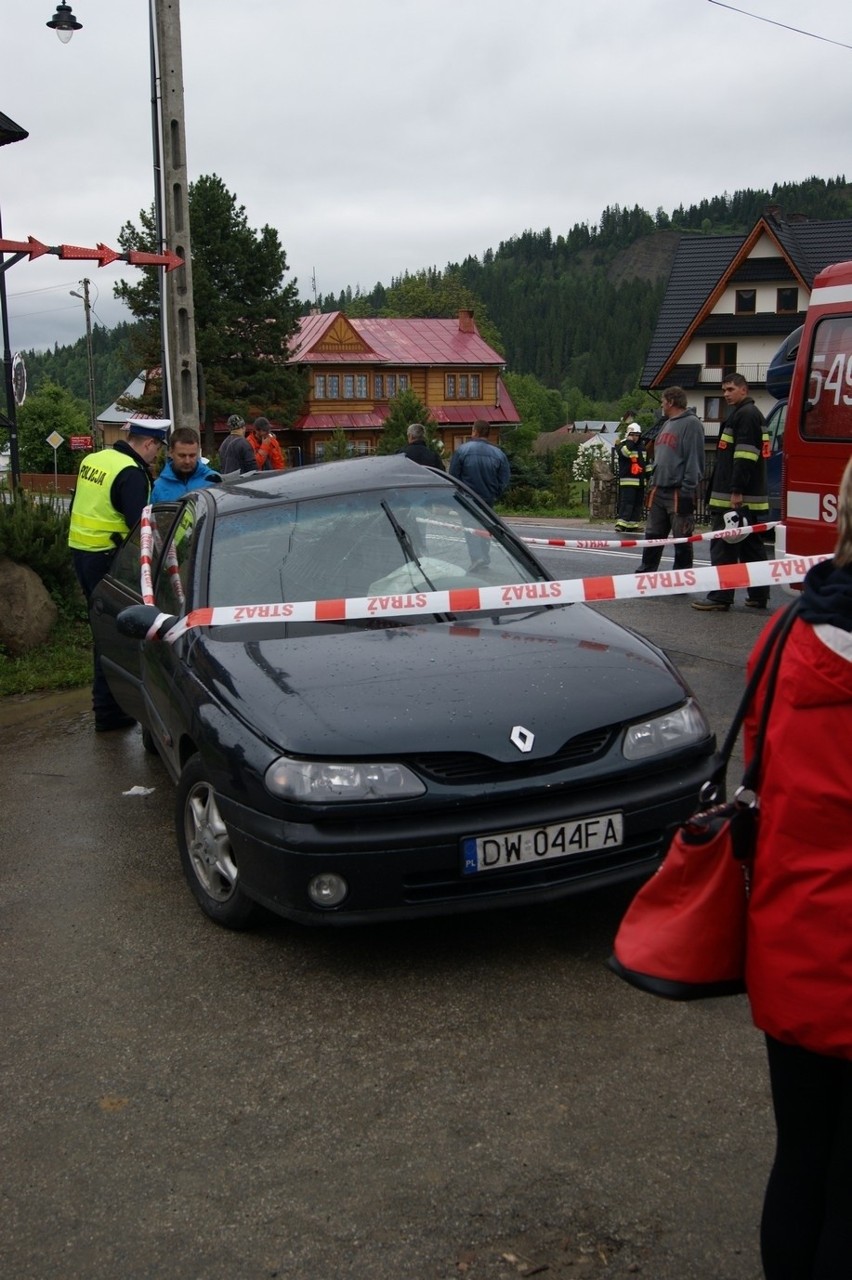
283;309;519;463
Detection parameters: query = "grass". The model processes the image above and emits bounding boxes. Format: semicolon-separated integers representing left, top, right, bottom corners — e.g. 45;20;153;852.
0;615;91;698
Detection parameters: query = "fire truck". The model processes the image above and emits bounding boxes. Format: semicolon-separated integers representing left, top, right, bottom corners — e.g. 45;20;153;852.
776;259;852;558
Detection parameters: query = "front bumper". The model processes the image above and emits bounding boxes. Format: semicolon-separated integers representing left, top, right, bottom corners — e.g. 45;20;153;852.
216;750;713;925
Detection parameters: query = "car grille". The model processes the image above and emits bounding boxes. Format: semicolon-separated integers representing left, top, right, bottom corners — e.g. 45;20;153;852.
407;725;616;785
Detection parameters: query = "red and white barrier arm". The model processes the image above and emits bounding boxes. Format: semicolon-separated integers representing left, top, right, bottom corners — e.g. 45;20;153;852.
415;513;778;550
518;523;778;551
155;554;828;643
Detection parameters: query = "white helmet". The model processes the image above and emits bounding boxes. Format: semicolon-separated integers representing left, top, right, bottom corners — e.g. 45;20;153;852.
722;509;750;543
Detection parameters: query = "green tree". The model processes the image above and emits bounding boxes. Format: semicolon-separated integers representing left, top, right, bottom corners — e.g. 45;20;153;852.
17;381;88;473
378;388;436;455
503;372;566;432
114;174;307;430
324;428;350;461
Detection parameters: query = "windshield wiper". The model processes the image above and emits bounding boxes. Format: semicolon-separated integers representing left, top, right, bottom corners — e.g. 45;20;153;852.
380;500;437;592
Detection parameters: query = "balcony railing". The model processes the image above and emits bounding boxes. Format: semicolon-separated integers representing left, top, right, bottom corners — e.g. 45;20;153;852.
698;363;769;385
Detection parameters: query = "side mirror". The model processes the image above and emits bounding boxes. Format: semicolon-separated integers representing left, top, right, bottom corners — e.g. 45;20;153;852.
117;604;179;642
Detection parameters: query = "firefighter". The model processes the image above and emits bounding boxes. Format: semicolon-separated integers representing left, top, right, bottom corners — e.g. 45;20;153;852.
614;422;647;532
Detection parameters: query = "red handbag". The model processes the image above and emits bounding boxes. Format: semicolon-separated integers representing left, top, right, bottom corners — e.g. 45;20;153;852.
608;602;798;1000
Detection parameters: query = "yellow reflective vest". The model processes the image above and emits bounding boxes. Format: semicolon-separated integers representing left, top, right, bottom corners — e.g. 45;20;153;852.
68;448;148;551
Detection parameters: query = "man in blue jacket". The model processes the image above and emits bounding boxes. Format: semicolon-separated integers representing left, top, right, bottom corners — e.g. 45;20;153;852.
449;420;510;503
151;427;221;501
449;420;511;568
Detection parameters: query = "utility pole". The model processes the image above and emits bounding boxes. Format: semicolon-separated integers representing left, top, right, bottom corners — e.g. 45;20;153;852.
151;0;199;433
70;278;99;447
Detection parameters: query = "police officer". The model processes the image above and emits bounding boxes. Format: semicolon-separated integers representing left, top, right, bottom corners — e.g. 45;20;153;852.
68;418;169;730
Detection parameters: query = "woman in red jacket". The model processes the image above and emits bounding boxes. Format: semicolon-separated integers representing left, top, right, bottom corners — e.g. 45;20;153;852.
744;456;852;1279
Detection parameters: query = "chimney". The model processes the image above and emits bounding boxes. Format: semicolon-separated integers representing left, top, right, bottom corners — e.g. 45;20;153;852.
458;309;475;333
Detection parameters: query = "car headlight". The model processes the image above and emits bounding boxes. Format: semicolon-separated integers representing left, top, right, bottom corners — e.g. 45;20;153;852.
264;757;426;802
622;699;710;761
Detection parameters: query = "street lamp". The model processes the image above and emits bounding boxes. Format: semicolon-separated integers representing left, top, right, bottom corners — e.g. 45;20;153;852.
44;1;199;434
46;3;82;43
70;280;100;448
0;110;29;495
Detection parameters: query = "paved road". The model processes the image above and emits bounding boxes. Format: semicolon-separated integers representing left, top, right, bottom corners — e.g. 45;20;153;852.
1;540;787;1280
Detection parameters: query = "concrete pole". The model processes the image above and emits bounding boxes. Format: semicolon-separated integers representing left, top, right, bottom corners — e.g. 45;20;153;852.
151;0;199;433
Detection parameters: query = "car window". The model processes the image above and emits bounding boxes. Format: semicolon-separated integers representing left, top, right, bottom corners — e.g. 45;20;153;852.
155;504;197;615
110;524;146;594
207;487;545;608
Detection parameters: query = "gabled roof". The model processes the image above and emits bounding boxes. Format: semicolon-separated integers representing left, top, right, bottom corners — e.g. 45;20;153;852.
289;312;506;367
640;234;744;388
641;216;852;388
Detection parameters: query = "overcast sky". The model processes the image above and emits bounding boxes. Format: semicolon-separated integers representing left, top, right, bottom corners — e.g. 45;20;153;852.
3;0;851;357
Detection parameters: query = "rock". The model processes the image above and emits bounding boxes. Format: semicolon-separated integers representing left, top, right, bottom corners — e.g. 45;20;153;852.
0;558;59;656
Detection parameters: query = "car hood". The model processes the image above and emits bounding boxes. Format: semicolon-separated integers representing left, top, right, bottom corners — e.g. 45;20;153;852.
190;606;689;761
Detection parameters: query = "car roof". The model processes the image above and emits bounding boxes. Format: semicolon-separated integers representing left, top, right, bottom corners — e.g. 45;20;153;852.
213;455;450;514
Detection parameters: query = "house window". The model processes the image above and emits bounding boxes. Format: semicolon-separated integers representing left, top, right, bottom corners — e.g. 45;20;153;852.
343;375;354;399
374;375;384;398
386;374;396;397
735;289;756;314
398;374;409;392
446;372;481;399
327;375;340;398
704;396;723;422
705;342;737;375
314;374;326;399
777;287;798;314
356;375;368;399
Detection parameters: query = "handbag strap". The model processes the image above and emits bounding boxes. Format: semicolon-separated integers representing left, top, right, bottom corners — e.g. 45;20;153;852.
708;600;800;791
739;599;800;791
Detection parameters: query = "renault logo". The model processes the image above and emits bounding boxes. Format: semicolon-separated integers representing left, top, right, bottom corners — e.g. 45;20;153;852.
510;725;534;753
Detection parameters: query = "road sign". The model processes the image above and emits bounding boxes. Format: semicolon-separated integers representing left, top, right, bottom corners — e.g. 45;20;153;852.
46;431;64;450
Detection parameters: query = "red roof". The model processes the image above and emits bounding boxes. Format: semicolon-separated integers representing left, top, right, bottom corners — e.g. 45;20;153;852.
290;312;506;367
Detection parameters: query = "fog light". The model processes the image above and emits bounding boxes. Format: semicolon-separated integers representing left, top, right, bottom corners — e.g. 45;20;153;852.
308;873;348;908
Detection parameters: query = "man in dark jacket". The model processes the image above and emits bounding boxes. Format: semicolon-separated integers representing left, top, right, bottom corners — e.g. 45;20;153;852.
635;388;705;573
402;422;444;469
218;415;255;475
692;372;770;611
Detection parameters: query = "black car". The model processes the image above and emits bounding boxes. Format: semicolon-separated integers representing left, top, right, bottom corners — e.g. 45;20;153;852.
92;455;715;929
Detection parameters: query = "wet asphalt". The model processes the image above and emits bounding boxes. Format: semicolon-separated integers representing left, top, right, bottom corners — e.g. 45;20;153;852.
0;551;784;1280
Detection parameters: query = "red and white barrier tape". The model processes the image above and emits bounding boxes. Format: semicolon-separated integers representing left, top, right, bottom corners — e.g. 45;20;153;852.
151;554;828;644
519;522;778;551
415;512;777;550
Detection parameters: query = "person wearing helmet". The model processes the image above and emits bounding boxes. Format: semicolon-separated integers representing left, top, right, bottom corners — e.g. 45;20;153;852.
218;414;256;475
692;372;770;611
614;419;647;532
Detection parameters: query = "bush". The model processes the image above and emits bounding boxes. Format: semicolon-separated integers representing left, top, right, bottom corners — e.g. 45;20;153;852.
0;493;83;615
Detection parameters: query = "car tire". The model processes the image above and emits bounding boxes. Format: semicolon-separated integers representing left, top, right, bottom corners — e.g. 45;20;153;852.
176;755;256;929
141;726;158;756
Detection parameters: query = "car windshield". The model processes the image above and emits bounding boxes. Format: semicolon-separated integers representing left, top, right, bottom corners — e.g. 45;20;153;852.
207;485;546;608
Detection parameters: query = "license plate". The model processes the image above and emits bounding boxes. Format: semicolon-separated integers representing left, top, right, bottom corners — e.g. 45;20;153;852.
462;811;623;875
